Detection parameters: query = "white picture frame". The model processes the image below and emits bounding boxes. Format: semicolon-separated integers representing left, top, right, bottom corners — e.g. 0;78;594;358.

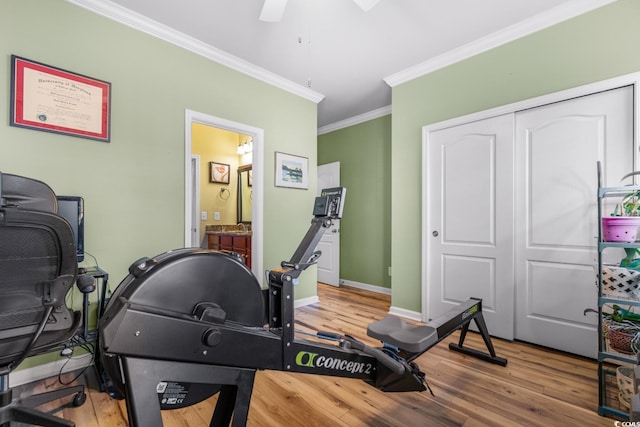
275;152;308;189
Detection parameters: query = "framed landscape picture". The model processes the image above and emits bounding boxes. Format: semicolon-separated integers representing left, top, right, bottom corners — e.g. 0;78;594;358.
275;152;308;189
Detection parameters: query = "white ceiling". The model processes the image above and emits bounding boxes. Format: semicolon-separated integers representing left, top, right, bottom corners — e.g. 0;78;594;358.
70;0;615;130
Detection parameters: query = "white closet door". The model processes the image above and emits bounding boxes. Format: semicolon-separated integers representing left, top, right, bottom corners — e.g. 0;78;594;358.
514;86;633;358
426;114;515;340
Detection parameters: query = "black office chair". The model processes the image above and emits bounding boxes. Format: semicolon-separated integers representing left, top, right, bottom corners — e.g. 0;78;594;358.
0;173;90;427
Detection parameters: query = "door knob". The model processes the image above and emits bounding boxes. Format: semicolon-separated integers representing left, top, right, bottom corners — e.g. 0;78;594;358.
432;231;439;237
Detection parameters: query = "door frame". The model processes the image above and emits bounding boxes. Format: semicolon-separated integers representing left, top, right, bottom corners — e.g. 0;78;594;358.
421;71;640;323
185;109;264;283
190;154;201;247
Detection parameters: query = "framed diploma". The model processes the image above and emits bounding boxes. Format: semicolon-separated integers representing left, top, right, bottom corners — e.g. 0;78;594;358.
10;55;111;142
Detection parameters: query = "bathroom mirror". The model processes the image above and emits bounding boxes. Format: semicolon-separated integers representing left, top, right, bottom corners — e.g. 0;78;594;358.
237;164;252;224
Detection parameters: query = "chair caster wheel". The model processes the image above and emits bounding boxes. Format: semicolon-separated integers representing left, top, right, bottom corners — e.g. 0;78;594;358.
73;391;86;407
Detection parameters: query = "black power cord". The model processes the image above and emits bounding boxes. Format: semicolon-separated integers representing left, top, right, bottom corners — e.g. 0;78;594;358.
57;335;95;386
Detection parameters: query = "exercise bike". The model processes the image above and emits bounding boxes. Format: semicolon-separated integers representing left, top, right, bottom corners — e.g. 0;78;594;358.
98;187;506;426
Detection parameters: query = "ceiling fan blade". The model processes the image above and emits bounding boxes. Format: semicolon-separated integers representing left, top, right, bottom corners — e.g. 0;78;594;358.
352;0;381;12
259;0;288;22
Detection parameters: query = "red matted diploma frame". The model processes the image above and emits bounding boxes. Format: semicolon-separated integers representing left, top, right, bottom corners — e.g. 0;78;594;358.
10;55;111;142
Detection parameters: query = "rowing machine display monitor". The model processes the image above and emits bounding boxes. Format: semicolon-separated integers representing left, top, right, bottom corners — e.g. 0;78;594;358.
313;187;345;219
286;187;346;273
98;186;506;426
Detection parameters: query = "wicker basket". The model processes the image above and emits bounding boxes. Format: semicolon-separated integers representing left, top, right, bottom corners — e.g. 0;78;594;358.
605;320;640;355
617;366;635;409
602;265;640;300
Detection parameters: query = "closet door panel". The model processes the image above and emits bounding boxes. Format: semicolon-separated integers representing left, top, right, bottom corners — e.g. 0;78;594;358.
425;114;515;340
514;86;633;358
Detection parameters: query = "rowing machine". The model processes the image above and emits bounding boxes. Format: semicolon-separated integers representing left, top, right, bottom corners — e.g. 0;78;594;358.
98;187;506;426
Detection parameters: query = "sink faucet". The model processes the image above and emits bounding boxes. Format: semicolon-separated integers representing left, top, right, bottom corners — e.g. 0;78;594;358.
237;223;247;233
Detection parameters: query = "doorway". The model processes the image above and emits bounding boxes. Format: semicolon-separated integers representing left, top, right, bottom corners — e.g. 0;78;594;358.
184;109;264;283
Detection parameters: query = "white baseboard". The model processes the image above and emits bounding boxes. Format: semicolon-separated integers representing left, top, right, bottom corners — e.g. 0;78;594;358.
339;279;391;295
389;306;422;322
295;295;320;308
338;280;421;320
10;355;94;387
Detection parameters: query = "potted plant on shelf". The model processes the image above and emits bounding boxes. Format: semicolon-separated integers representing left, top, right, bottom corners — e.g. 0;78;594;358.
620;247;640;269
600;172;640;301
603;171;640;243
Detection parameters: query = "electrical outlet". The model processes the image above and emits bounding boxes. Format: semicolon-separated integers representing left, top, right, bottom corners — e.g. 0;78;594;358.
201;211;207;221
214;212;221;221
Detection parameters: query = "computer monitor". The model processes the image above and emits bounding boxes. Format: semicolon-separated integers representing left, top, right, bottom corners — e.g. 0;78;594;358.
56;196;84;262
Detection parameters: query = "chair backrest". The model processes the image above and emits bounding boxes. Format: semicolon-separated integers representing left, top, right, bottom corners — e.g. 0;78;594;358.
0;173;58;212
0;173;79;369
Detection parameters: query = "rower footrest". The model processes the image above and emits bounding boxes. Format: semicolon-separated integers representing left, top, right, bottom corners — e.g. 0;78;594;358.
367;316;437;353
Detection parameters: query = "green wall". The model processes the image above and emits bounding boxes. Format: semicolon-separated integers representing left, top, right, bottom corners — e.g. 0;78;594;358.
318;115;391;289
1;0;318;368
391;0;640;312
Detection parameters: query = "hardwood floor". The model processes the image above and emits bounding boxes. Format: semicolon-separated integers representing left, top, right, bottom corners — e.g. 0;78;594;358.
17;284;616;426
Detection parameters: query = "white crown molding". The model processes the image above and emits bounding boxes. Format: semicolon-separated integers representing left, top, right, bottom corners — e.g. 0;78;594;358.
384;0;619;87
318;105;391;135
66;0;325;104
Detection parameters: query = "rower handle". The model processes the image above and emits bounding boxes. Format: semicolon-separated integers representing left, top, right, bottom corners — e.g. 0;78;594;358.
362;346;405;375
343;335;405;375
